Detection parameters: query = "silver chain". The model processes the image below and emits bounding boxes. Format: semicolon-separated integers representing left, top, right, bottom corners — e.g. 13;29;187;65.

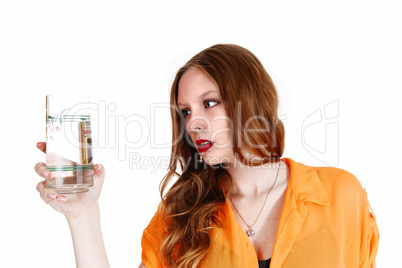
229;162;281;232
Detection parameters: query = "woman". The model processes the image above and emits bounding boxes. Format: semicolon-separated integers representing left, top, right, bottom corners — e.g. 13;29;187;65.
35;44;379;268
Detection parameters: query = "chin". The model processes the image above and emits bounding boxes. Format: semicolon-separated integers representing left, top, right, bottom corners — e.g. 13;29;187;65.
201;154;231;167
204;159;222;167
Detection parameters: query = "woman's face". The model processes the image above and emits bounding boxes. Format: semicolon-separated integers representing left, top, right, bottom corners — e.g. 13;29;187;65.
177;67;234;166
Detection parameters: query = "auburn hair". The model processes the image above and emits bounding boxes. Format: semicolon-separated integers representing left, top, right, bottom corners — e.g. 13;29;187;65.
159;44;285;267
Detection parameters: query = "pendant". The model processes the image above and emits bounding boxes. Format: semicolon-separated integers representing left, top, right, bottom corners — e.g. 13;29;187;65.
246;228;255;237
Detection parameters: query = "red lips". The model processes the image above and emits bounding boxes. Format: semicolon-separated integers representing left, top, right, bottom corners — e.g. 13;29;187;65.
195;139;214;153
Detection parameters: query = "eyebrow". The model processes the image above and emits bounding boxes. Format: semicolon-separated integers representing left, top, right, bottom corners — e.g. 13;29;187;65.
177;90;219;107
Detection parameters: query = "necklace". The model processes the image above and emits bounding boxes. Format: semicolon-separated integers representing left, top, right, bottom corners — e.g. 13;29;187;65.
229;162;281;238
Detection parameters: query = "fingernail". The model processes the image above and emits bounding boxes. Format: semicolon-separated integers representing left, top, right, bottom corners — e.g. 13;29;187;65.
42;170;50;178
59;196;67;202
48;193;57;200
36;142;40;148
95;164;102;172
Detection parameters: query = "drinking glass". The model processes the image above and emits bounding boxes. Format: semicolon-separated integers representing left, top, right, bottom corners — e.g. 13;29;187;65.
46;95;94;194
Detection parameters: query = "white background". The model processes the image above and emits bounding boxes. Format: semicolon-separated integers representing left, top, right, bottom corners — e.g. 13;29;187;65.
1;0;401;267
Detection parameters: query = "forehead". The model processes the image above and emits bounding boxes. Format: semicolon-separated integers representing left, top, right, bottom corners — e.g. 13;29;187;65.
177;67;219;105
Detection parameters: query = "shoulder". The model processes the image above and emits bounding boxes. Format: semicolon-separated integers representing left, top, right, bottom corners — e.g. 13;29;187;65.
309;165;367;209
286;158;365;194
286;158;367;205
141;202;166;268
143;202;166;241
313;165;364;192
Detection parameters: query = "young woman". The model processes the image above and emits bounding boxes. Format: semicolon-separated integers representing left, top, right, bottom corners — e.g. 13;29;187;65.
35;44;379;268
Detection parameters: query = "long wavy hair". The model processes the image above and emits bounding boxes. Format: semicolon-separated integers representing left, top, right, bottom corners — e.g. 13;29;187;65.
159;44;285;267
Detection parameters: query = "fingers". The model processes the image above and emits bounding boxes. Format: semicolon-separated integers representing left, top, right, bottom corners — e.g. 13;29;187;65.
36;142;46;154
34;160;67;203
36;181;67;203
34;162;51;179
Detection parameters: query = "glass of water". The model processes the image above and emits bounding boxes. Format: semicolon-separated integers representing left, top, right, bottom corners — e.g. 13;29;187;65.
46;95;94;194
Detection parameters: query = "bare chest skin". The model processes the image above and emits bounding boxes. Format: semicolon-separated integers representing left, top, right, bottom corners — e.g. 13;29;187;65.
229;163;290;260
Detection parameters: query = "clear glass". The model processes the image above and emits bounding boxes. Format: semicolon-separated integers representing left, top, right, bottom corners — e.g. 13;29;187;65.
46;95;94;194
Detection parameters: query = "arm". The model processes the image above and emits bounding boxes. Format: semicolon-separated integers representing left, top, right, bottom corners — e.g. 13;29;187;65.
67;203;110;268
361;189;380;268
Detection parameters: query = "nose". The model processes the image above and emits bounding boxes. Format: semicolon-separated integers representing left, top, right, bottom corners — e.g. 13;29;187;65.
186;112;211;133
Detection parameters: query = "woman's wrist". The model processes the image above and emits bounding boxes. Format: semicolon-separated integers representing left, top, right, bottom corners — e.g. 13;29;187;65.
65;202;100;222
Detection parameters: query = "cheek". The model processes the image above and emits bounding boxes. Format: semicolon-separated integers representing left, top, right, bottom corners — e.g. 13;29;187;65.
186;130;197;144
212;121;232;146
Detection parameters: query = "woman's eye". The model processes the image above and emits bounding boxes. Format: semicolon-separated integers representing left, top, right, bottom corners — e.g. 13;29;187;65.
181;109;191;117
180;100;218;117
205;100;219;108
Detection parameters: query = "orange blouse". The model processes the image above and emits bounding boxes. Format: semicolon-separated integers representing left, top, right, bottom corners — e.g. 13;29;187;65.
141;158;379;267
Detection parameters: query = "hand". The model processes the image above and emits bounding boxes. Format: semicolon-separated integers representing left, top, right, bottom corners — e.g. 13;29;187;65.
35;142;105;219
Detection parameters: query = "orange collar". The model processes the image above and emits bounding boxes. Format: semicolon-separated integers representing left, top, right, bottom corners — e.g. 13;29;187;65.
283;158;331;206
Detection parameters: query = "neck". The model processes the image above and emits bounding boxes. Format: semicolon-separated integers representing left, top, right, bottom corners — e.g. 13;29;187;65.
225;159;285;198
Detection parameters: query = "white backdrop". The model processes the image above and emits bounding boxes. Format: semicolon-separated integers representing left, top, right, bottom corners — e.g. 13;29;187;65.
1;1;400;267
